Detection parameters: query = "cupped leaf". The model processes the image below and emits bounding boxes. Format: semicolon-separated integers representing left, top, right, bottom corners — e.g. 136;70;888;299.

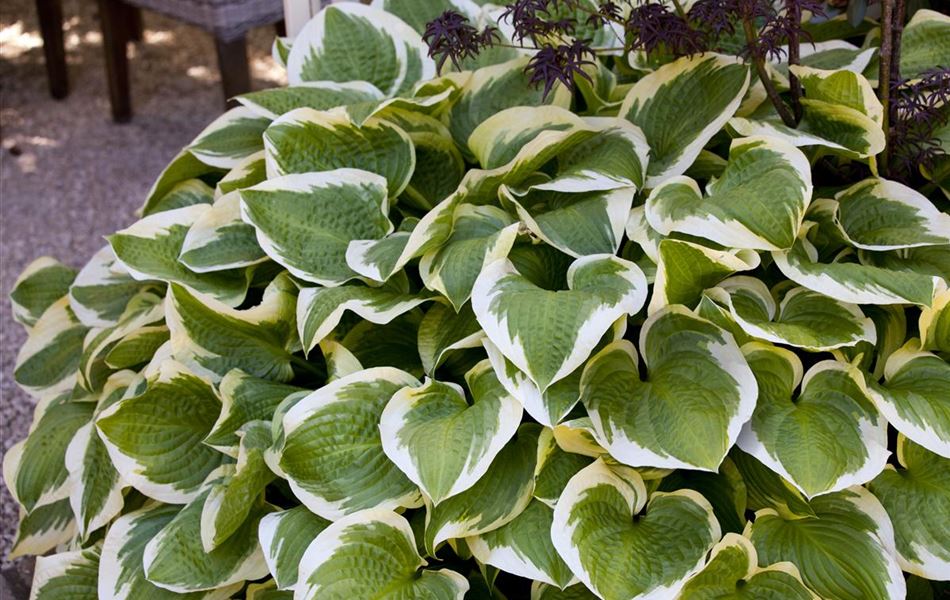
620;53;749;186
240;170;393;285
581;306;756;471
297;275;434;355
730;448;816;520
69;245;145;328
418;302;485;376
297;509;469;599
380;360;522;504
258;506;330;590
472;255;647;392
30;544;100;600
737;344;888;498
676;533;816;600
105;325;169;370
238;81;384;120
286;3;435;95
205;370;304;452
551;459;720;600
919;288;950;352
829;178;950;250
278;367;422;520
468;499;576;588
534;431;594;507
419;204;520;311
10;257;76;328
142;484;271;592
165;274;299;382
705;276;876;351
108;205;249;306
867;339;950;458
14;297;87;398
179;192;267;273
748;486;905;600
648;239;760;315
140;149;224;217
96;361;227;503
773;229;945;306
187;106;271;169
424;423;541;553
867;435;949;579
645;136;812;251
263;108;415;197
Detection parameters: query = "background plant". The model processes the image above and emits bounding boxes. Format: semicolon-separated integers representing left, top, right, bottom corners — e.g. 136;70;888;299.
4;1;949;599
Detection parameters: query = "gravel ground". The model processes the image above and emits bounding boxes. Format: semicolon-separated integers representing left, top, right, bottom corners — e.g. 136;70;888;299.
0;1;282;595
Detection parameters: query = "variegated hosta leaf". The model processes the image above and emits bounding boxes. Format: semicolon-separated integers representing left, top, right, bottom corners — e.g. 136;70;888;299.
14;297;87;398
297;509;469;600
7;499;75;560
447;57;572;159
468;105;586;170
468;499;576;588
773;229;946;306
105;325;169;370
676;533;816;599
424;423;541;553
919;288;950;352
99;502;241;599
730;448;816;520
380;360;522;504
108;204;249;306
140;148;224;216
263;108;415;197
864;9;950;82
419;204;520;311
258;506;330;590
828;178;950;250
551;459;720;600
370;0;479;35
30;543;100;600
341;312;426;376
201;422;275;551
391;110;466;211
867;434;949;579
68;245;145;328
215;151;267;197
645;136;812;251
620;53;749;186
4;396;92;513
472;255;647;392
552;418;608;458
656;458;747;535
737;344;887;498
731;67;884;158
237;81;384;120
581;306;756;471
748;486;905;600
297;274;433;354
10;256;76;328
418;302;484;376
867;339;950;458
165;274;299;382
532;582;599;599
286;3;434;95
240;170;393;285
503;186;637;260
179;192;267;273
705;276;876;351
279;367;421;520
648;239;760;315
142;485;271;592
187;106;270;169
205;369;305;451
96;361;227;503
142;179;215;215
534;432;594;507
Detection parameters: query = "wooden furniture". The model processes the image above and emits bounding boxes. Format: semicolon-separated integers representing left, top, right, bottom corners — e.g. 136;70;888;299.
96;0;285;121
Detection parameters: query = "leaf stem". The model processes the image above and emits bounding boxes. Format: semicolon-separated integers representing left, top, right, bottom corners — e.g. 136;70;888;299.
670;0;688;19
785;0;803;123
743;18;797;128
877;0;895;174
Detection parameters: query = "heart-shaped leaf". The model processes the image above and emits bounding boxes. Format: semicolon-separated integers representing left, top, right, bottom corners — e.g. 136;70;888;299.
581;306;756;471
381;360;522;504
551;459;719;600
472;255;647;392
258;506;330;590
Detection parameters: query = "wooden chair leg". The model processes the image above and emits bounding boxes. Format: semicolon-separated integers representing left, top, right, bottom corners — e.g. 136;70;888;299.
126;5;144;42
97;0;132;122
36;0;69;98
215;34;251;107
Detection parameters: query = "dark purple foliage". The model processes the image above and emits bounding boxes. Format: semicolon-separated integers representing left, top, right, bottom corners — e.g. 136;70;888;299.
500;0;575;44
423;10;500;72
889;67;950;180
625;2;706;56
525;38;595;99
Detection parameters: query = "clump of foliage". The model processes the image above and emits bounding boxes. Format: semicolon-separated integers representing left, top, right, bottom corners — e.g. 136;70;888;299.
5;1;949;599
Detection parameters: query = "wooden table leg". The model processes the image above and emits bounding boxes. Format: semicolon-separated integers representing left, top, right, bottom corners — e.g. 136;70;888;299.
215;34;251;108
36;0;68;98
97;0;132;122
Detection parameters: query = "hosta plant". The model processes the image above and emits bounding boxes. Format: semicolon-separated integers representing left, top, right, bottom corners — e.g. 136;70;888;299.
5;1;950;599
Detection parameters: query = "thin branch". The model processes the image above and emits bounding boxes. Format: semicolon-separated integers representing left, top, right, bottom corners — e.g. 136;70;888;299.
878;0;895;174
785;0;803;122
743;18;797;127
